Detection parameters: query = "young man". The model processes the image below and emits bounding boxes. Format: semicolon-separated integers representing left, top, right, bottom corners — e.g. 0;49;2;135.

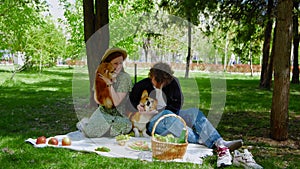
128;62;243;167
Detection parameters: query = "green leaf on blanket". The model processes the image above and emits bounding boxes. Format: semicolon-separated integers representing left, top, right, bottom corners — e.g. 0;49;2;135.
95;146;111;152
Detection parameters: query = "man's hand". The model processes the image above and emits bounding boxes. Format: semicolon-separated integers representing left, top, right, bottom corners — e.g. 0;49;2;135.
138;110;158;116
137;103;145;112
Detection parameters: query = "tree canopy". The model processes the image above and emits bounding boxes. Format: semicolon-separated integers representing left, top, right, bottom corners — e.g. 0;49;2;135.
0;0;67;71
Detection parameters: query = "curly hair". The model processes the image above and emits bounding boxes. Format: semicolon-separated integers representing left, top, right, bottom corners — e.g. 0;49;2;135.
149;62;174;86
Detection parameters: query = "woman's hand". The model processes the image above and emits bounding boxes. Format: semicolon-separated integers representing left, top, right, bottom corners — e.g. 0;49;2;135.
98;73;113;86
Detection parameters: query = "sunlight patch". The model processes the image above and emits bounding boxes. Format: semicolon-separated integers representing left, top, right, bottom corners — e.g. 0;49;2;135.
36;87;59;92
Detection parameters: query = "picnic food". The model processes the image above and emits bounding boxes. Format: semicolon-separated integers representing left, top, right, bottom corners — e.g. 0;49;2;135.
62;137;71;146
95;146;110;152
154;133;186;144
115;134;130;146
128;141;150;151
36;136;47;144
115;134;130;141
48;137;59;145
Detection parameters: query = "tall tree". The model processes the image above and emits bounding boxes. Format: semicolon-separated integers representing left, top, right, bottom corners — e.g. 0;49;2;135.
291;1;300;84
271;0;293;141
185;8;192;78
83;0;109;107
266;23;277;90
159;0;215;78
260;0;274;89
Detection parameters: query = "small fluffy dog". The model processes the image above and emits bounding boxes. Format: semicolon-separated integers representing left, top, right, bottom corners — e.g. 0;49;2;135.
128;90;158;137
94;62;116;108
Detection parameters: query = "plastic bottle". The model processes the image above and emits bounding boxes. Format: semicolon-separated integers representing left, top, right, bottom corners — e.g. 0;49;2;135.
177;128;186;143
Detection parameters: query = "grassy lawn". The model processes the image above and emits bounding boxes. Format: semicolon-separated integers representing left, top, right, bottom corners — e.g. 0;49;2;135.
0;65;299;169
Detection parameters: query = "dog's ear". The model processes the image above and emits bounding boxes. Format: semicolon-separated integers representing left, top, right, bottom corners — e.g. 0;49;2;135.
141;90;148;99
100;63;109;74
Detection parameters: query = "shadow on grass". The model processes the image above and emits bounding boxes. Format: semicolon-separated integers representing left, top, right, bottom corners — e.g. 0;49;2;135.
0;68;78;137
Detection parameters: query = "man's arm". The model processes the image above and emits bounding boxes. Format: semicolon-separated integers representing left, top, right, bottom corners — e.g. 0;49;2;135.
164;77;183;114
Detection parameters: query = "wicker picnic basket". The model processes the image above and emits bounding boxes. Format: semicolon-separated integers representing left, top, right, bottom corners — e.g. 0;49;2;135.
151;114;188;160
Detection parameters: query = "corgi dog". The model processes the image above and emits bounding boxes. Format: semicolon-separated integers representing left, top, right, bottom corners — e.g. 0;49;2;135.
94;62;117;108
128;90;158;137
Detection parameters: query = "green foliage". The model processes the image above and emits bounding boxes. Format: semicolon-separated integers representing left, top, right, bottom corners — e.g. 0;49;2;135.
0;0;48;51
60;0;85;60
0;0;278;71
203;0;268;64
109;0;156;59
23;19;66;71
159;0;217;25
56;0;269;66
0;0;67;71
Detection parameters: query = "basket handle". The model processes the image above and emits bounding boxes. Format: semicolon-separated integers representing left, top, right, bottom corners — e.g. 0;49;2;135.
151;114;188;143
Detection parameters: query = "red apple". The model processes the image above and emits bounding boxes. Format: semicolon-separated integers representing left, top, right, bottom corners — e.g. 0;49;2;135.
62;137;71;146
48;137;59;146
36;136;47;144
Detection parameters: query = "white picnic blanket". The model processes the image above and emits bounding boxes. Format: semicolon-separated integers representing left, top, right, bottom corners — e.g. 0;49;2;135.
25;131;213;165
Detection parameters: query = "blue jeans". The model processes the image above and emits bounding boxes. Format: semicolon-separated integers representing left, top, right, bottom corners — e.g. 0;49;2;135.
147;108;221;148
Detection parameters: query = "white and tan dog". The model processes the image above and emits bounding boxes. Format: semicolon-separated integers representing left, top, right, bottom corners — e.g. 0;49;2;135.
128;90;158;137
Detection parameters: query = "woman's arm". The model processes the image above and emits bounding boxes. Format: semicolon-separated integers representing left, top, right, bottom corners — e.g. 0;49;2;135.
109;86;127;106
110;72;132;107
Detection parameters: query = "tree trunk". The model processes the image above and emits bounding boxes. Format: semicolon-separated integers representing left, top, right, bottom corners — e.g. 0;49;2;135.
224;32;229;71
83;0;95;43
260;0;274;89
266;23;277;89
249;44;253;77
83;0;109;108
95;0;109;61
270;0;293;141
185;19;191;78
291;1;300;84
143;36;150;62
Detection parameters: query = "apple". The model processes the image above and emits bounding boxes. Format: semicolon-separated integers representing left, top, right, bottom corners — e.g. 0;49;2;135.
36;136;47;144
48;137;59;146
62;137;71;146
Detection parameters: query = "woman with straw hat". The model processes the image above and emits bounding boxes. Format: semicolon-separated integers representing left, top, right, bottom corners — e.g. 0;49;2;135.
77;47;133;137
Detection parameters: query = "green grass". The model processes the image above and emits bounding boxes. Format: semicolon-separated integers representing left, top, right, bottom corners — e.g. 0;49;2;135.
0;65;299;169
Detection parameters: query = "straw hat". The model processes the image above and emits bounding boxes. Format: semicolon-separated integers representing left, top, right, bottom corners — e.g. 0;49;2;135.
101;47;127;62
